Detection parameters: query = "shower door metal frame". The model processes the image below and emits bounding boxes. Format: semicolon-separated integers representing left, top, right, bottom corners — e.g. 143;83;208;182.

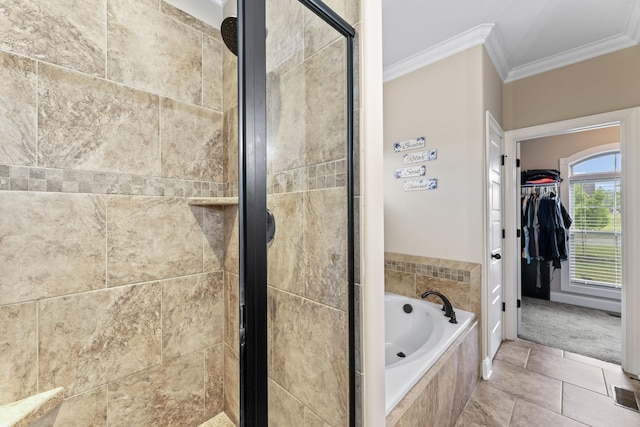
237;0;356;425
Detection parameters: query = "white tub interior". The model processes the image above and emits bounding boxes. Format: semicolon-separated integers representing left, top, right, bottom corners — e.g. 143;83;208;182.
384;292;474;415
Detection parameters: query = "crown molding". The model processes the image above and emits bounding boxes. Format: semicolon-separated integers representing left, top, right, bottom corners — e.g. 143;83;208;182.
210;0;229;7
384;1;640;85
504;32;639;83
483;25;509;81
383;23;495;83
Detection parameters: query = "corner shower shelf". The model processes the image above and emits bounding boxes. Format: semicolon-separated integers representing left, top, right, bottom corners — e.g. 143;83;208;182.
187;197;239;207
0;387;64;426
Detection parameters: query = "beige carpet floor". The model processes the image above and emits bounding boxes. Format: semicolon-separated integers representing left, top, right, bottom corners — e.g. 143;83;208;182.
519;296;621;364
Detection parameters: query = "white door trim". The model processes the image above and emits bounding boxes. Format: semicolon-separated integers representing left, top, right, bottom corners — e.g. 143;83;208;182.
482;111;504;379
503;108;640;375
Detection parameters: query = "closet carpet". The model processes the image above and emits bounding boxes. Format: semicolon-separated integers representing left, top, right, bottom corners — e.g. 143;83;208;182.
519;296;621;364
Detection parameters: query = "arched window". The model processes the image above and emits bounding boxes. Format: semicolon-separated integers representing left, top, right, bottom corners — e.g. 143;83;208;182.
568;149;621;288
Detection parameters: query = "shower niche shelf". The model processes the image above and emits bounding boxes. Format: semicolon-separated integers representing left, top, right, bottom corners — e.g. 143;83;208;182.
187;197;238;207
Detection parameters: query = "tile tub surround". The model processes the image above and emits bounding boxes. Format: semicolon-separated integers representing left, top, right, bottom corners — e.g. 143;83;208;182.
0;1;233;425
386;321;480;426
384;252;482;318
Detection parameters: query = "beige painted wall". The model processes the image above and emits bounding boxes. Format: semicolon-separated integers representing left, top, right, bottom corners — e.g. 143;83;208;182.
503;45;640;131
383;45;501;264
520;125;620;170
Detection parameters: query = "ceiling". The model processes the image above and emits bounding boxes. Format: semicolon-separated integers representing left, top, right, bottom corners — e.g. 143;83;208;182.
173;0;640;84
382;0;640;82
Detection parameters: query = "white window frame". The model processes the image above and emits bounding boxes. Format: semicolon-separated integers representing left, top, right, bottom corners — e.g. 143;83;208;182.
559;142;621;301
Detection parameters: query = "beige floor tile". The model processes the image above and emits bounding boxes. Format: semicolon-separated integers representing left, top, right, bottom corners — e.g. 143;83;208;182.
563;383;640;427
602;366;640;397
509;398;586;427
488;360;562;413
515;338;564;357
495;340;531;369
455;382;515;427
564;351;620;371
526;349;608;395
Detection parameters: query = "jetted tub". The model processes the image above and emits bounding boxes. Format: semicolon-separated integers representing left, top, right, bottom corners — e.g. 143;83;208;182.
385;292;474;415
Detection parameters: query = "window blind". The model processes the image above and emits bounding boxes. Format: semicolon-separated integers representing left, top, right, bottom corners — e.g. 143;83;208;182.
568;178;622;288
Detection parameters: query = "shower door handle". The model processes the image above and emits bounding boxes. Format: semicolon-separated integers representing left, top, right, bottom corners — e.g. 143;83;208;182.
266;209;276;248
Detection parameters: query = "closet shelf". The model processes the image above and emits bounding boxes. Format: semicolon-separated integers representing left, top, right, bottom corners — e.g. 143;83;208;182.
187;197;239;206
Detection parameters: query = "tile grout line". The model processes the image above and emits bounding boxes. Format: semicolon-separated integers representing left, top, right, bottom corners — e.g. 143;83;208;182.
35;60;39;168
36;299;40;393
506;395;517;426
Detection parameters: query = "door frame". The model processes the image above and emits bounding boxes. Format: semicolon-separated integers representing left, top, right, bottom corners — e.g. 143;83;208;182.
482;111;504;379
502;108;640;375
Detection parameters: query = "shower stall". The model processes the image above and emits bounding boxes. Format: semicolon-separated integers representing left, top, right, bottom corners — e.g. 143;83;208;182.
238;0;357;425
0;0;359;425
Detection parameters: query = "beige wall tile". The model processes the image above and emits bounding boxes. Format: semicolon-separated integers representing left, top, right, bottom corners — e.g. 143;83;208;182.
303;1;345;60
392;379;436;427
304;188;348;311
162;273;224;360
205;344;225;418
107;0;202;104
108;352;206;426
268;379;305;426
224;273;239;351
267;192;306;296
0;192;106;305
304;408;332;427
38;64;160;176
224;344;240;426
160;1;221;40
267;62;306;173
266;0;304;74
305;39;347;166
161;98;223;182
107;196;203;287
0;302;37;406
0;0;106;76
0;51;37;166
433;353;458;426
269;288;348;426
203;36;224;111
38;283;162;397
416;276;471;311
204;206;225;273
53;387;107;427
223;106;239;184
384;270;416;298
223;45;238;112
223;206;239;275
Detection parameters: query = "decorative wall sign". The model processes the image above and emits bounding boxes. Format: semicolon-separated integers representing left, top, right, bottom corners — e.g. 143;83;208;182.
403;149;437;164
393;137;425;152
394;165;425;179
404;179;437;191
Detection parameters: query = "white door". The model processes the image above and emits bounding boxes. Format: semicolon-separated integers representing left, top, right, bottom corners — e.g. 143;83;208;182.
487;113;504;362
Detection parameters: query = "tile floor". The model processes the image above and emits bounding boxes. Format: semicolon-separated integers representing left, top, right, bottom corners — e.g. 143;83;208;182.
455;339;640;427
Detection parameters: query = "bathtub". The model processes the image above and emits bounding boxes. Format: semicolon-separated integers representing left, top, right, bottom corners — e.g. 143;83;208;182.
385;292;474;415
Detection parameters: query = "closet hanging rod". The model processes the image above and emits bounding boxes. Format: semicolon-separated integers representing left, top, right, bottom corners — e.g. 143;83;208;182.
520;182;559;187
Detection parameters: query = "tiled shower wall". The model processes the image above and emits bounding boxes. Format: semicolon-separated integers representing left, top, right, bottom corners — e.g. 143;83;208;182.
0;1;229;425
384;252;482;318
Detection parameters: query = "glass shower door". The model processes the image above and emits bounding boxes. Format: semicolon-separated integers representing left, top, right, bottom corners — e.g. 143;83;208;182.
238;0;355;425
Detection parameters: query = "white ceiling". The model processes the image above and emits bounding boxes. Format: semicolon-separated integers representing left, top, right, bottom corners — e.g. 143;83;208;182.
382;0;640;82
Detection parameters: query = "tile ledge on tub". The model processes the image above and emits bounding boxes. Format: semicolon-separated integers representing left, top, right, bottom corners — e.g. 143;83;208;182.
0;387;64;427
187;197;239;206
